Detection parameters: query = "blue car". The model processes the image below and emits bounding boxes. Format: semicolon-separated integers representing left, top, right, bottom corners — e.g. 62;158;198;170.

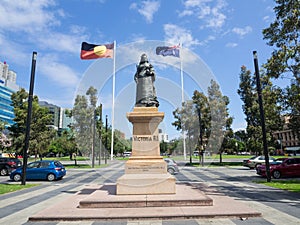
10;160;66;181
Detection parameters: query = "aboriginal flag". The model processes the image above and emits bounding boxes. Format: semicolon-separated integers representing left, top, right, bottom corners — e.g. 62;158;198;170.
156;45;180;57
80;42;114;60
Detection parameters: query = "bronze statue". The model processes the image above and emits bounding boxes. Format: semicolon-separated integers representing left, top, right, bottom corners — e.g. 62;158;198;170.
134;54;159;107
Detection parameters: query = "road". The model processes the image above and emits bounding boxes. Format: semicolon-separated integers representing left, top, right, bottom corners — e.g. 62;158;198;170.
0;160;299;225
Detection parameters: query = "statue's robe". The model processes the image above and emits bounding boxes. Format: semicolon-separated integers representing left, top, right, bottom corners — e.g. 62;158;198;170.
135;62;159;107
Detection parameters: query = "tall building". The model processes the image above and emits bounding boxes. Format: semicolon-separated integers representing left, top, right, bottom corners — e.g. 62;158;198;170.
39;101;61;130
158;128;169;143
273;116;299;155
39;101;73;131
0;61;20;126
59;108;73;129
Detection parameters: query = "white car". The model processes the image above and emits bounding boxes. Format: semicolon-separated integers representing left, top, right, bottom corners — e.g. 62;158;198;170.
243;155;276;169
122;152;131;157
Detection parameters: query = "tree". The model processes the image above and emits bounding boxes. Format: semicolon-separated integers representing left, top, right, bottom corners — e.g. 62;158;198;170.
262;0;300;137
237;66;283;155
29;103;56;158
0;120;5;131
113;129;131;155
172;100;198;164
263;0;300;81
8;88;54;157
192;90;211;151
71;94;93;156
0;121;11;152
48;129;77;157
285;81;300;137
207;80;233;163
172;80;232;163
168;138;181;155
86;86;98;108
70;86;120;159
234;130;248;154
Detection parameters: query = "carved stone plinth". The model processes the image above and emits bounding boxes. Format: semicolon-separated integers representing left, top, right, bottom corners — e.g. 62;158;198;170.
116;107;176;195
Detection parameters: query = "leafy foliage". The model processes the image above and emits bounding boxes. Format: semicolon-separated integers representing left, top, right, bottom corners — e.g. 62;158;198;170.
8;88;54;157
172;80;232;161
237;66;283;154
71;94;94;156
263;0;300;137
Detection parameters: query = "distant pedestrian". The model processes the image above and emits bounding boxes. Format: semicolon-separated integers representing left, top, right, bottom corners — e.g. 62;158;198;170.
73;153;77;166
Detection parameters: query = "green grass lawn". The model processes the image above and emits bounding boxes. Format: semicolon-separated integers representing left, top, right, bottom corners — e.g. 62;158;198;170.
254;180;300;192
0;183;39;195
28;156;90;162
63;163;108;169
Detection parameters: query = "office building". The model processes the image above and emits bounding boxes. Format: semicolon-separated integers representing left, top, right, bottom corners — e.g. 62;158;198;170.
158;128;169;143
39;101;73;131
0;61;20;126
59;108;73;129
273;116;299;154
39;101;61;130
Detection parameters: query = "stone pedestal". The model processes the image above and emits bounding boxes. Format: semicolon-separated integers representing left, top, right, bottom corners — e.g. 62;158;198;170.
116;107;176;195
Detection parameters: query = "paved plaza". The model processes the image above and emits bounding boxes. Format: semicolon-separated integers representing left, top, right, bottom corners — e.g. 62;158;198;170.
0;160;299;225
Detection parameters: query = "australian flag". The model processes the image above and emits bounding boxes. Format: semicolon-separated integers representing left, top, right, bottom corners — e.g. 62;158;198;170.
156;45;180;58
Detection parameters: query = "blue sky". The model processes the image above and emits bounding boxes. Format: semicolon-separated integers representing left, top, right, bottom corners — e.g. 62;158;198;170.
0;0;287;139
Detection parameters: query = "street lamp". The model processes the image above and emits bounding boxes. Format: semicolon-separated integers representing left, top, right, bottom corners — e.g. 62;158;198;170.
105;115;108;164
253;51;271;182
22;52;37;185
91;109;96;168
196;105;204;166
97;104;102;166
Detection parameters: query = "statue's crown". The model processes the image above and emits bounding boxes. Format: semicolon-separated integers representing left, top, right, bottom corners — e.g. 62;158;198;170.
140;53;148;63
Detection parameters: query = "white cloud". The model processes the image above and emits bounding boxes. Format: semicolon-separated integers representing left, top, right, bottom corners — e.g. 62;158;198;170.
207;4;226;28
130;0;160;23
163;24;200;48
0;0;87;86
184;0;212;8
0;33;29;66
0;0;61;33
130;34;147;42
180;0;227;29
0;0;87;55
201;35;216;46
37;31;88;54
39;54;80;87
226;42;238;48
178;9;194;17
232;26;252;38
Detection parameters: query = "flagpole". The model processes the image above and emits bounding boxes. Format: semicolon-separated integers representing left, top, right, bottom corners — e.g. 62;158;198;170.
180;43;186;160
110;40;116;161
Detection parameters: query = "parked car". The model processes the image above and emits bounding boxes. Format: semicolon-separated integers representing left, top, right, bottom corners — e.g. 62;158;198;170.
164;158;179;175
243;155;276;169
256;158;300;179
193;151;199;156
122;152;131;157
10;160;66;181
0;157;22;176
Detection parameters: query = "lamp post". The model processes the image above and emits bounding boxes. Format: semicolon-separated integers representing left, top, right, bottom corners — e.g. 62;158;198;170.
196;105;204;166
98;104;102;166
22;52;37;185
253;51;271;182
91;109;96;168
105;115;108;164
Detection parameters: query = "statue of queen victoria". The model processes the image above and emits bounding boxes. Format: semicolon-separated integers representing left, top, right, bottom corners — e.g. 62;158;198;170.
134;54;159;107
